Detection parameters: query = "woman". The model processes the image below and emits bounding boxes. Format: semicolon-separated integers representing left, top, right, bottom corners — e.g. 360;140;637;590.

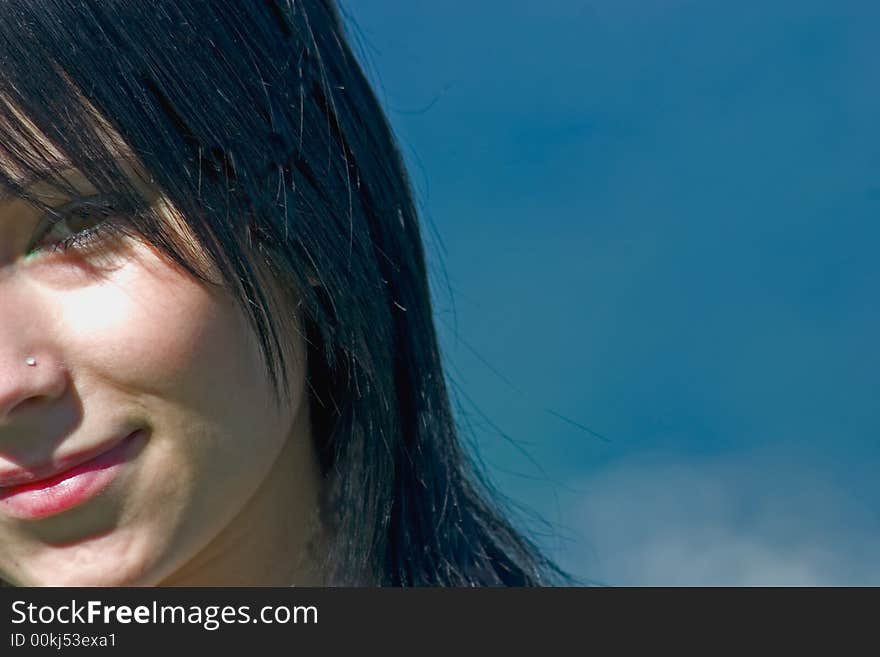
0;0;562;586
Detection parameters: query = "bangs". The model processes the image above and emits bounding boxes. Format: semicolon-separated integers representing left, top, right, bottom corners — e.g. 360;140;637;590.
0;88;148;219
0;43;223;281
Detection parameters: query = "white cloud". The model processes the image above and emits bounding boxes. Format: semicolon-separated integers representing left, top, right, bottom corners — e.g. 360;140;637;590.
554;452;880;585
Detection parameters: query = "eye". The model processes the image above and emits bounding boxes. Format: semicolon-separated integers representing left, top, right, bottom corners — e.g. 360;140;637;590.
25;195;125;258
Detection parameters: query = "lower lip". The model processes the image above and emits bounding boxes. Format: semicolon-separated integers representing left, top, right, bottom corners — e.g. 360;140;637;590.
0;430;145;520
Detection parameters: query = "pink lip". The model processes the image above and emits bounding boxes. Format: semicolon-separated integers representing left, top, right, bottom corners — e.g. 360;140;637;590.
0;430;145;520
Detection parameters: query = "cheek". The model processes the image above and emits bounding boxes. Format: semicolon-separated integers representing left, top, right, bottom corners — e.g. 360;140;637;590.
55;247;271;405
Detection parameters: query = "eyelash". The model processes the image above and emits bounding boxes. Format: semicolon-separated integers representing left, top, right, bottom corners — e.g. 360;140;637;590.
26;196;127;257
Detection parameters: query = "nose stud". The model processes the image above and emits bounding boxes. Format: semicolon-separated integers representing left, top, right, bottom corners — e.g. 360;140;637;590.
25;357;37;367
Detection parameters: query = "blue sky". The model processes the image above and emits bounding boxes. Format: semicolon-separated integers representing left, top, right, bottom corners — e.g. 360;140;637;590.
341;1;880;584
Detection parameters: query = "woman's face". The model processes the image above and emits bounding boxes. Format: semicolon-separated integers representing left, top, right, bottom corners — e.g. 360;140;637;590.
0;171;322;585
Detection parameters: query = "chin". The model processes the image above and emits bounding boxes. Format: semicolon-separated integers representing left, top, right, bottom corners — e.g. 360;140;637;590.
16;533;170;587
24;560;156;587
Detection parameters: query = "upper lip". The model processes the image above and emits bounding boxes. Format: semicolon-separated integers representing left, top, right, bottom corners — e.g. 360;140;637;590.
0;430;137;489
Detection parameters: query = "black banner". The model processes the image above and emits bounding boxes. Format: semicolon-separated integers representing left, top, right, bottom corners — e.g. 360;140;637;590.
0;587;870;652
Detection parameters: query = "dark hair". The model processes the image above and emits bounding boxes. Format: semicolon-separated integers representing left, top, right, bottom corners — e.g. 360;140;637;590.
0;0;565;585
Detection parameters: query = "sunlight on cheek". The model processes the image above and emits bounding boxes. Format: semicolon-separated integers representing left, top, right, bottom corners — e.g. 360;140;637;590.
48;253;226;386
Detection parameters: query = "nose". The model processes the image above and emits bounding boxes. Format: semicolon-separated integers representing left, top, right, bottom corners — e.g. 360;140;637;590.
0;286;68;422
0;352;68;421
